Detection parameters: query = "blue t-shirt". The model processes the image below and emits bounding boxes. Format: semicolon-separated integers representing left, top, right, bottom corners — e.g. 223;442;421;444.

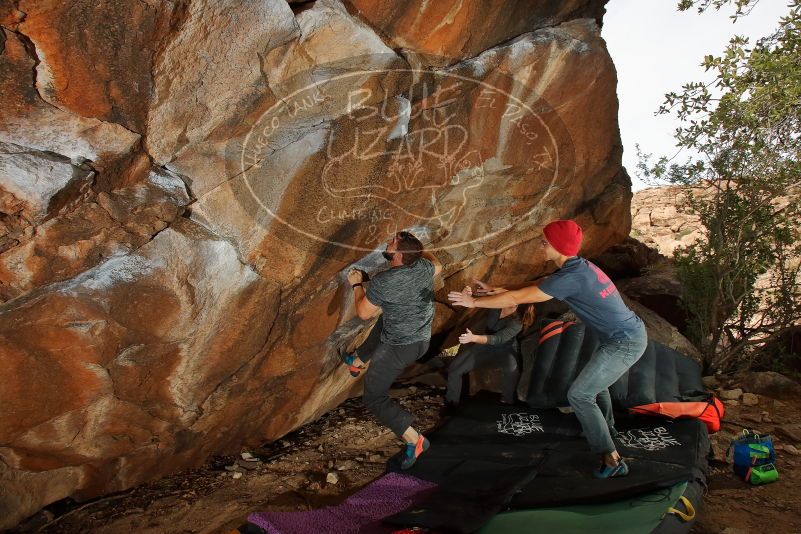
538;257;643;341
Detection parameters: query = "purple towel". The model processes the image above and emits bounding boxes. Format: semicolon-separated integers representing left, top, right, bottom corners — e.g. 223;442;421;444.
247;472;436;534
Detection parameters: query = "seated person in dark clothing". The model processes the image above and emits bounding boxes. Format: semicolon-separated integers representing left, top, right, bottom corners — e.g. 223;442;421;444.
445;280;535;410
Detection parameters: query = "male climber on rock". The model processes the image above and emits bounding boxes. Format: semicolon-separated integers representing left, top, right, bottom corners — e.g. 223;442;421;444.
448;220;648;478
342;230;442;469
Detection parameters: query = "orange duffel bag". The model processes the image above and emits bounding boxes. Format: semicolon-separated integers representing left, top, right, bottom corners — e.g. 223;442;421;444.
629;394;725;433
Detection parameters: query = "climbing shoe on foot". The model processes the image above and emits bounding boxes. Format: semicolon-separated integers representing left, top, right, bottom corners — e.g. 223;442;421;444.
340;353;365;378
594;459;629;479
400;436;430;470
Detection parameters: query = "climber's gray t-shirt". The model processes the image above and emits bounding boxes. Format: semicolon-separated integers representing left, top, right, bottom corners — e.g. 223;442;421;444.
366;258;435;345
538;257;643;342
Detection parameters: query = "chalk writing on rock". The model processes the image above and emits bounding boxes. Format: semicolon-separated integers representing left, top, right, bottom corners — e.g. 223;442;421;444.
236;54;575;253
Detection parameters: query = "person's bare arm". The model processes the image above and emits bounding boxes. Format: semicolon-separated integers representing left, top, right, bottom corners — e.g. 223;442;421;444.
354;287;380;319
348;269;380;320
473;279;508;296
449;281;552;308
421;250;442;276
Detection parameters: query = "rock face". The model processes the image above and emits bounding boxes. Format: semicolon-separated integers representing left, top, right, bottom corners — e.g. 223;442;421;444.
741;371;801;400
590;236;667;280
616;266;687;332
0;0;630;527
631;185;800;345
346;0;606;67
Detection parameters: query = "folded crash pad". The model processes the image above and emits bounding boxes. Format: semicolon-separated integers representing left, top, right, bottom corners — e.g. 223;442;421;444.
525;320;705;409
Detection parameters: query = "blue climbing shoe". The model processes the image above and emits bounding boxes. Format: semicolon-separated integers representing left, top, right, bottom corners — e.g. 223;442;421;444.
594;459;629;479
340;353;365;378
400;435;430;470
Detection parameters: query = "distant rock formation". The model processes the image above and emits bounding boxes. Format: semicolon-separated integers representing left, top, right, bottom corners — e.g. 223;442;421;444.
631;186;703;257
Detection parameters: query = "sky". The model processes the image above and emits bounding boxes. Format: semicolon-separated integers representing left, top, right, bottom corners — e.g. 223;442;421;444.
602;0;791;191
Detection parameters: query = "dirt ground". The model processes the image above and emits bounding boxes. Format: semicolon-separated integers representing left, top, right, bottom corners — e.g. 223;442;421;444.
10;382;801;534
692;393;801;534
14;385;445;534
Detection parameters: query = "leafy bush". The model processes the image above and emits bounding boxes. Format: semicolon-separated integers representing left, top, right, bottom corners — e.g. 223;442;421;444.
637;0;801;372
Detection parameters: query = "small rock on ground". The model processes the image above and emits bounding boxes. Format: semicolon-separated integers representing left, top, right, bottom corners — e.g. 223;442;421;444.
720;388;743;401
741;392;759;406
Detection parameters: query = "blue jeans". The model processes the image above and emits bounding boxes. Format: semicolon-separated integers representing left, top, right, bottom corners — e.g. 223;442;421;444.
567;322;648;455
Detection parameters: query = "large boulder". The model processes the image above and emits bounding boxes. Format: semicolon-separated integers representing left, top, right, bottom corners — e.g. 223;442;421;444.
0;0;634;527
0;167;191;302
590;236;667;279
616;264;688;333
144;0;299;166
740;371;801;400
13;0;174;134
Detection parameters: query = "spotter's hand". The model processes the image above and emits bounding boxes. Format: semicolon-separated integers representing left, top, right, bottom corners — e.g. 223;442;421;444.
472;279;494;296
448;286;476;308
459;328;477;344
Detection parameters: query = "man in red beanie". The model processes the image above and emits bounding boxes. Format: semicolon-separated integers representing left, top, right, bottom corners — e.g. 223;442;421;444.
448;219;648;478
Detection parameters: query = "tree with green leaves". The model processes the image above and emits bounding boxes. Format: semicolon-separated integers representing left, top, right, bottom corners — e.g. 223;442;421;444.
637;0;801;373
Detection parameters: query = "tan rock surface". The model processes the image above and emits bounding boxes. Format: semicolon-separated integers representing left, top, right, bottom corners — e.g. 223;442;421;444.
145;0;299;166
1;218;283;525
0;168;191;302
631;186;703;256
345;0;606;67
15;0;174;133
0;28;140;166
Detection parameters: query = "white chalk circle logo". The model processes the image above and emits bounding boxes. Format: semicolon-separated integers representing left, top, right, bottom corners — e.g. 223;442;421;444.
237;54;574;252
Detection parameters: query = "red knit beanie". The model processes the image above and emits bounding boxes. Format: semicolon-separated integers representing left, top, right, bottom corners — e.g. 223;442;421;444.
543;220;583;256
